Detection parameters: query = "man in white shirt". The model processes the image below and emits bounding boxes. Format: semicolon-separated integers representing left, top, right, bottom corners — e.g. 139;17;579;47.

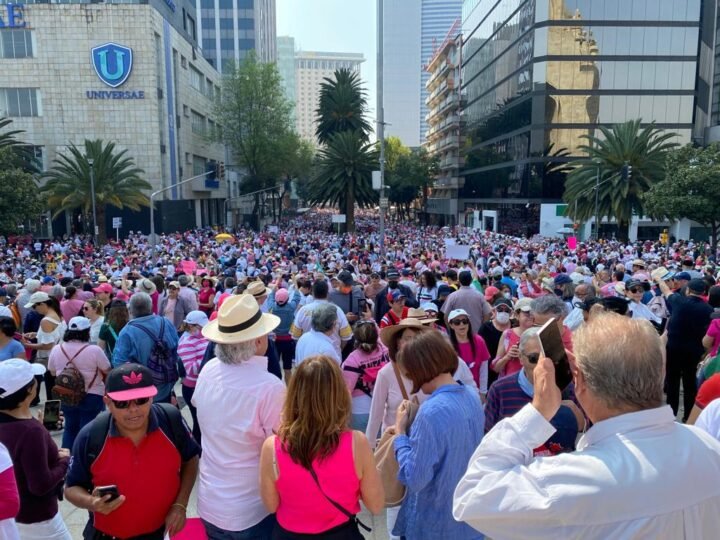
453;314;720;540
294;303;341;365
193;294;286;539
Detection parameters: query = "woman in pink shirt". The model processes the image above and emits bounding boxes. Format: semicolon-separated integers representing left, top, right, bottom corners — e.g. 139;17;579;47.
259;355;383;538
447;309;490;398
177;311;210;444
493;298;534;378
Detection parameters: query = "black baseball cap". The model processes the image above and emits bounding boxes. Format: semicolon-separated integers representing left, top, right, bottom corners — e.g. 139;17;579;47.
387;269;400;279
105;363;158;401
688;278;707;294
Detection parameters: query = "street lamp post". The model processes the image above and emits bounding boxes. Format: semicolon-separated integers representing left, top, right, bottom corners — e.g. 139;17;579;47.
377;0;386;256
88;158;98;246
594;165;600;240
150;171;214;261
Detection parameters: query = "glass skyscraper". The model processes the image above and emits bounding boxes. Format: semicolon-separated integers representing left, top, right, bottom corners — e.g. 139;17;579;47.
460;0;703;235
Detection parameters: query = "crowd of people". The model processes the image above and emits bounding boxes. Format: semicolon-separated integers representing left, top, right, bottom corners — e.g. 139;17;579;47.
1;213;720;539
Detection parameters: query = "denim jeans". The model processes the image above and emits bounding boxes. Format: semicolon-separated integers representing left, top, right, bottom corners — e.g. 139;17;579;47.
203;515;276;540
61;393;105;450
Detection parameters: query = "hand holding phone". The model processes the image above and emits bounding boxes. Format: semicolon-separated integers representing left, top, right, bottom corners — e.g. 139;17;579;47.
42;400;61;430
536;318;574;391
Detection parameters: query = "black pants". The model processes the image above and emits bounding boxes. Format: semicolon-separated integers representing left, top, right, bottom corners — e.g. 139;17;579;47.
266;341;282;380
31;371;56;405
666;346;702;421
181;383;201;445
84;522;165;539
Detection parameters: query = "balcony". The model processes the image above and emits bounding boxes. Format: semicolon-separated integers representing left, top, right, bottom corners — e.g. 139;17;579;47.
426;93;460;124
426;59;454;89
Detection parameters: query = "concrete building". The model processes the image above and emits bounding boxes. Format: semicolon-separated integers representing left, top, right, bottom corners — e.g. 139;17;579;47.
423;20;464;226
197;0;276;73
276;35;296;127
0;1;226;237
383;0;462;148
294;50;364;143
460;0;703;239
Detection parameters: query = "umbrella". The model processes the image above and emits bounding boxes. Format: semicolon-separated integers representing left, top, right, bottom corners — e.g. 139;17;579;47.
215;233;234;242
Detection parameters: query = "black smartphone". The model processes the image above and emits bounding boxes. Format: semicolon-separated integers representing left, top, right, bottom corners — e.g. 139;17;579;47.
43;400;61;430
96;485;120;502
537;317;574;390
357;298;367;315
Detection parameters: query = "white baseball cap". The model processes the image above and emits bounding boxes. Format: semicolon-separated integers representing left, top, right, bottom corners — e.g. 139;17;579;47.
183;310;209;328
68;316;91;331
0;359;45;398
447;309;469;323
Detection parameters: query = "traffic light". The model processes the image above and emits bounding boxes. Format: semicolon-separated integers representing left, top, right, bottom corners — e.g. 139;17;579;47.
218;161;226;181
621;162;633;181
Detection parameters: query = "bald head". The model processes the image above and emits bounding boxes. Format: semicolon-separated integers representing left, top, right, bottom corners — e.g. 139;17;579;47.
574;314;663;412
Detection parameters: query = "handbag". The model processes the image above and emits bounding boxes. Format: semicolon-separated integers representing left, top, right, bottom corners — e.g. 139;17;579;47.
373;361;418;507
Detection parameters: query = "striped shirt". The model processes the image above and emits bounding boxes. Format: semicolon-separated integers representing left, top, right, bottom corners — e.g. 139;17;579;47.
177;332;209;388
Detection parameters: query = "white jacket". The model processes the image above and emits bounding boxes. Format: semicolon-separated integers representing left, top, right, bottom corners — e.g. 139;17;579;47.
453;404;720;539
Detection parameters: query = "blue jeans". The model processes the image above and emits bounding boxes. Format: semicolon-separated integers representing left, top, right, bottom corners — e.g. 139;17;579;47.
203;515;276;540
62;393;105;450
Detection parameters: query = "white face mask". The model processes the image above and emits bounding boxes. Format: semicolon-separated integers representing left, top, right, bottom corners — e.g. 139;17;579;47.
503;292;512;300
495;312;511;324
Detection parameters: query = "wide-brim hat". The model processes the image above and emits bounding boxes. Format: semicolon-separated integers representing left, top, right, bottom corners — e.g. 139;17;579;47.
202;294;279;344
380;317;433;347
406;307;437;324
246;281;270;298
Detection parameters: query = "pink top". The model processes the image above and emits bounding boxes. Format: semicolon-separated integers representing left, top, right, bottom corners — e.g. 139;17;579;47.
707;319;720;357
60;298;85;323
342;342;389;399
48;341;111;396
457;335;490;387
494;329;522;377
274;431;360;534
177;333;209;387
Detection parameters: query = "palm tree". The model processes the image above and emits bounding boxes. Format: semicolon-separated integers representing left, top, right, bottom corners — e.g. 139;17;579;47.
306;131;378;232
0;117;39;173
315;68;372;144
564;120;679;239
41;140;151;243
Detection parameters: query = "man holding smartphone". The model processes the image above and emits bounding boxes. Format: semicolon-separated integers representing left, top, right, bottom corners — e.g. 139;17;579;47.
65;364;200;540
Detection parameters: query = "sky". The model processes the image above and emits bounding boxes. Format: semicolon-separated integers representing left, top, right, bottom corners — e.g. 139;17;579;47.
276;0;378;133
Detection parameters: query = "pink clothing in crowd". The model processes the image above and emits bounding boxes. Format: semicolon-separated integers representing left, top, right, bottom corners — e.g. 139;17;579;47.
493;330;522;378
48;341;111;395
178;333;210;388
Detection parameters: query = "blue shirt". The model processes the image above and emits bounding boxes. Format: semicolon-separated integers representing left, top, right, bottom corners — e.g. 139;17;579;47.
393;383;485;540
0;339;25;361
112;315;179;400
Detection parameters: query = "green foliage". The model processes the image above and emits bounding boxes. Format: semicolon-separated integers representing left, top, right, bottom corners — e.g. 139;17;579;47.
305;131;378;230
385;141;439;213
563;120;679;236
0;116;40;173
0;147;43;234
315;68;372;145
41;140;150;242
644;143;720;253
214;52;296;197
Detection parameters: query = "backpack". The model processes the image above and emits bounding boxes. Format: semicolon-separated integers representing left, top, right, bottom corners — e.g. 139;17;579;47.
86;403;190;466
52;344;96;406
129;319;178;385
342;351;389;397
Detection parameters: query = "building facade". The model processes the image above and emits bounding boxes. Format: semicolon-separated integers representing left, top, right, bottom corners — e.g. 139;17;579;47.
424;21;464;225
197;0;275;73
294;50;364;143
0;1;226;237
461;0;703;238
276;35;296;127
383;0;462;148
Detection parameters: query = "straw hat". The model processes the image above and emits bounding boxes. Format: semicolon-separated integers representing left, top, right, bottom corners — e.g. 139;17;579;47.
202;294;279;344
379;317;433;347
406;307;437;324
246;281;270;298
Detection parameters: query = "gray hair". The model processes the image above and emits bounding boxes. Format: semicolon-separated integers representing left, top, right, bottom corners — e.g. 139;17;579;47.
178;275;190;286
128;292;153;318
216;340;257;365
531;294;568;318
518;327;541;356
576;283;596;299
574;314;663;410
25;279;41;293
311;303;338;333
50;284;64;299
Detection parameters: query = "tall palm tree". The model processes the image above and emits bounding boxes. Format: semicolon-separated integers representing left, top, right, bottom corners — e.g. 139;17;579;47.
564;120;679;239
0;117;39;173
315;68;372;144
307;131;378;232
41;140;151;243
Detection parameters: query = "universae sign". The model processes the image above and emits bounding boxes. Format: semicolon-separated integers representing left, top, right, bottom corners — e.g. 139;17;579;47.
0;3;27;28
86;42;145;100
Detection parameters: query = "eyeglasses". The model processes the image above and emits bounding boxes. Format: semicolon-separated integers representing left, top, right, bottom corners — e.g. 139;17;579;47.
112;397;151;409
450;318;470;326
525;353;540;364
628;287;643;294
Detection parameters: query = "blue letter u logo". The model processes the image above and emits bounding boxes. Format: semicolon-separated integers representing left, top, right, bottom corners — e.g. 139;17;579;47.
97;50;125;81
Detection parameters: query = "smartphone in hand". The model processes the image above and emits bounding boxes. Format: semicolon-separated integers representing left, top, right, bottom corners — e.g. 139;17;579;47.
536;318;574;390
95;485;121;502
43;400;61;430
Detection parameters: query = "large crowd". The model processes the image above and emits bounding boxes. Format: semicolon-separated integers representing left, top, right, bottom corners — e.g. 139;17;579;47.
1;212;720;539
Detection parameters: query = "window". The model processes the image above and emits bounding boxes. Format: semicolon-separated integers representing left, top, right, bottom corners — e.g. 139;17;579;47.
0;30;33;58
191;110;206;135
205;78;214;99
190;66;204;93
181;55;187;69
183;104;189;117
208;118;216;138
193;155;207;176
0;88;40;117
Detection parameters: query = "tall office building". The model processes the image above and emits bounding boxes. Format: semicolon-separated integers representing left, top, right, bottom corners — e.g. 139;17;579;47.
383;0;462;147
277;36;296;126
295;50;365;143
197;0;276;73
460;0;702;238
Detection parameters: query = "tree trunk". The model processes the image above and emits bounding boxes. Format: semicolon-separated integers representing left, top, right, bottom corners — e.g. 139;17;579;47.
618;220;630;243
346;180;355;233
712;221;719;262
96;205;107;244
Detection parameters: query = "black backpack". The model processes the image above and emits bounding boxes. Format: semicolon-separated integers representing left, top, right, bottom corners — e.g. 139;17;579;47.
86;403;189;465
129;319;179;385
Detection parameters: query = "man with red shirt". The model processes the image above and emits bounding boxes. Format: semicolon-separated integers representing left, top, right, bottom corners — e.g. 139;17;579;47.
65;364;200;539
380;289;409;328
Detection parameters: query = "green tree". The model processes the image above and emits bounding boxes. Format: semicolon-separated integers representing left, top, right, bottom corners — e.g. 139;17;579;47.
315;68;372;144
41;140;151;244
213;52;296;223
305;131;378;231
385;147;439;222
564;120;678;239
0;147;44;234
275;133;314;221
0;116;39;173
644;143;720;256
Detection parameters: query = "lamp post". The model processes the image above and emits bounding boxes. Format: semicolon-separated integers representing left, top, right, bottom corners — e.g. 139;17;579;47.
87;158;98;246
594;165;600;240
377;0;386;256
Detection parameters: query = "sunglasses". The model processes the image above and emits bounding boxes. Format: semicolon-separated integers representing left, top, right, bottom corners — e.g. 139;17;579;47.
451;318;470;326
525;353;540;364
628;287;643;294
112;397;151;409
82;306;91;311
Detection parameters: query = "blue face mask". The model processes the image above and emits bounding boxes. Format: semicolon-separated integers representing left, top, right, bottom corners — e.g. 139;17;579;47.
518;367;534;397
